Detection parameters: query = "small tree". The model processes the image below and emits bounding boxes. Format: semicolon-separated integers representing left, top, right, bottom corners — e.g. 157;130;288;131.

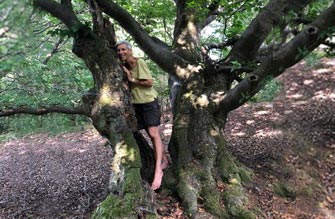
1;0;335;218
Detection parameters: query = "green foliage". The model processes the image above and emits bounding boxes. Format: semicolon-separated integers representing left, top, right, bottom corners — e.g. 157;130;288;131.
0;114;89;142
304;51;324;68
305;0;333;19
0;0;93;137
250;78;281;103
0;53;92;108
218;0;266;38
201;1;267;61
115;0;175;42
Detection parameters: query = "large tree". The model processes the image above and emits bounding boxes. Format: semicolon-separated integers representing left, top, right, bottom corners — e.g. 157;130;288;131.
1;0;335;218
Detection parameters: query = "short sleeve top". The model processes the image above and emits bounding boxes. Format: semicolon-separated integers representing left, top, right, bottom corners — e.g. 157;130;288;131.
130;58;158;104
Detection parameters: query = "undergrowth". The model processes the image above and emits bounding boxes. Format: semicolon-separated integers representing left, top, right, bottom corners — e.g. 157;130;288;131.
0;114;90;143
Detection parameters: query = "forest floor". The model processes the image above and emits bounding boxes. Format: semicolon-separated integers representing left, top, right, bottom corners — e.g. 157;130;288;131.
0;58;334;219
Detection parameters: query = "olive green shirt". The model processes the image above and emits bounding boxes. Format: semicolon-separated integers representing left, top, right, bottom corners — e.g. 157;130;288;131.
130;58;158;104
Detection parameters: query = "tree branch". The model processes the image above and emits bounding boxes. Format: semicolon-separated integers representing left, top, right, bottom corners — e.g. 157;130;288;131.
203;37;238;52
95;0;182;74
0;105;90;117
88;0;116;48
217;1;335;113
199;0;220;29
42;37;69;65
33;0;81;30
228;0;312;63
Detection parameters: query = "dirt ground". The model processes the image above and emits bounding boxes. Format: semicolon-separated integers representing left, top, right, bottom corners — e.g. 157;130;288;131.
0;59;334;219
224;58;335;219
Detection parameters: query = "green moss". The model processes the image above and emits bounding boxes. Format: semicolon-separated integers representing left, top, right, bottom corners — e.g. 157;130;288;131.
92;131;146;219
217;149;254;188
92;167;144;218
177;168;199;217
177;179;198;218
204;133;256;219
125;170;142;195
92;194;138;219
230;209;256;219
237;164;253;183
215;135;241;181
273;182;296;199
201;186;228;219
223;180;256;219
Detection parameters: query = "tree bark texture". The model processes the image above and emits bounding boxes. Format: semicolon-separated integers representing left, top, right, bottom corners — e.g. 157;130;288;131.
71;26;157;218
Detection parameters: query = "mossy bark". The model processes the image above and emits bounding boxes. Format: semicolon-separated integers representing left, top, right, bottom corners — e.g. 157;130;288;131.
71;26;158;218
166;100;255;218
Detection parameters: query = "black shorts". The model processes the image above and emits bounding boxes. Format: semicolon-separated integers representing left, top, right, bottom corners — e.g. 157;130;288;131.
133;99;161;130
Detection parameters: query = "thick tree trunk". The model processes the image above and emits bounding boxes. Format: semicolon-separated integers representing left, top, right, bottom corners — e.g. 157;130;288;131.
166;84;254;219
72;26;157;218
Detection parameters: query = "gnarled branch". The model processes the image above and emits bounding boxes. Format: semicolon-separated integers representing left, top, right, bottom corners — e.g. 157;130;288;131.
229;0;312;63
0;105;89;117
216;2;335;113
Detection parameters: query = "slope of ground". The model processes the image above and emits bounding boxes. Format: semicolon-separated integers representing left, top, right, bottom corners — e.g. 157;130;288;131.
224;58;335;219
0;58;334;219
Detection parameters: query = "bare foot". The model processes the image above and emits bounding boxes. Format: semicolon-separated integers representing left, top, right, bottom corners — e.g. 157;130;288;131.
151;169;164;190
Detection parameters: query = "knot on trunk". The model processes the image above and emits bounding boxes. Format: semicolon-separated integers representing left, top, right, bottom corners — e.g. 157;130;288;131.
214;64;223;71
246;74;259;84
305;25;318;36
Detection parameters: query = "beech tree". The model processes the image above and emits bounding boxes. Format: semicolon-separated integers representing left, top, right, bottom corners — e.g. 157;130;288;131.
1;0;335;218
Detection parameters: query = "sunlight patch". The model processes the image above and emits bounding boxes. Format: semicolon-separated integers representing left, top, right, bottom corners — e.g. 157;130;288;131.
325;59;335;66
67;148;88;153
303;79;314;85
313;90;334;100
313;68;330;74
291;100;308;106
255;110;271;116
254;129;283;137
246;120;255;125
0;155;10;161
194;94;209;108
287;93;304;99
231;132;246;137
99;85;114;105
175;64;202;79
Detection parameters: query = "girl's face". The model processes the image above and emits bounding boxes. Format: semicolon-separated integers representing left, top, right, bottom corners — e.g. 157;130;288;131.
117;44;132;62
